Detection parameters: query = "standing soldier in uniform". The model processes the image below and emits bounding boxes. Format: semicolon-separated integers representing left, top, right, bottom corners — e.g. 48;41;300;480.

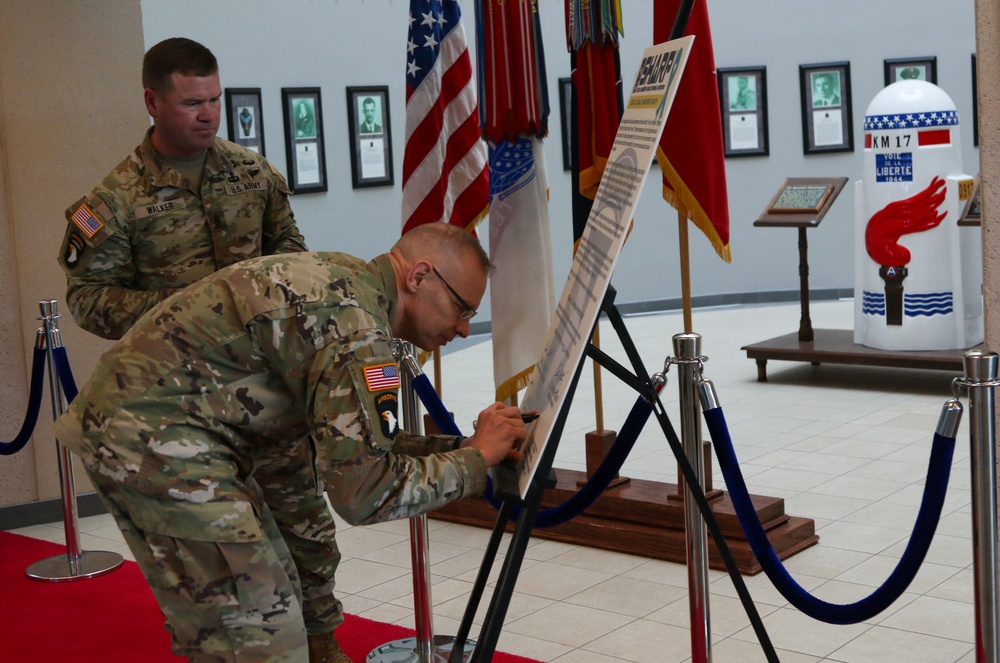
54;222;527;662
56;38;349;662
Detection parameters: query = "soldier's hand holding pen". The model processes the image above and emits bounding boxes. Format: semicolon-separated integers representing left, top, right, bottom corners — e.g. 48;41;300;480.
467;406;537;465
463;404;533;467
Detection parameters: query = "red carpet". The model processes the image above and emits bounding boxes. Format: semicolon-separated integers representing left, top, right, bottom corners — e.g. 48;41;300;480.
0;531;541;662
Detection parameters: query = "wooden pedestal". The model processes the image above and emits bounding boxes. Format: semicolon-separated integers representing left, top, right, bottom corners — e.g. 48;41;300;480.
742;328;972;382
430;468;818;575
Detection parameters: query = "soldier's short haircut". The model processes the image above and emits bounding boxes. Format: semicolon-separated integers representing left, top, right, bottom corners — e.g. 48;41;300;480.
396;223;493;274
142;38;218;92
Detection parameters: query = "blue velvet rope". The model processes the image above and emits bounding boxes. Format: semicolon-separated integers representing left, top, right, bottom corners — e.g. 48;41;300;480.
52;346;79;404
0;347;47;455
409;373;652;527
704;405;954;624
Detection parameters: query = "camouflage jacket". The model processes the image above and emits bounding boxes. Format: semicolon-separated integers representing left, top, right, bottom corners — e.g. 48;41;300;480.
53;253;487;543
58;128;308;340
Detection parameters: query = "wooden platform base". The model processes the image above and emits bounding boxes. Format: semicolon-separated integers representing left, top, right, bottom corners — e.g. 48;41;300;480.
742;328;972;382
430;468;818;575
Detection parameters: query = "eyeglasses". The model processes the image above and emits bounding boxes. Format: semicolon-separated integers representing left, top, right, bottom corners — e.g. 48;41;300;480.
431;266;477;320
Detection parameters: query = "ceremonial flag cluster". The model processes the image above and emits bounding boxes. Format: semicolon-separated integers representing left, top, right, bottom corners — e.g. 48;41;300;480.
476;0;556;402
565;1;624;244
402;0;489;234
655;0;732;262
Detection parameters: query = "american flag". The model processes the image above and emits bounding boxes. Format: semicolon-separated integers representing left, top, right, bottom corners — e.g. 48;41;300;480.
364;364;400;391
401;0;488;233
71;203;103;238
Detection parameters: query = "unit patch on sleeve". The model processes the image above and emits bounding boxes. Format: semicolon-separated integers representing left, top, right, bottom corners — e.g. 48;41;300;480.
363;363;400;391
376;392;399;438
63;232;86;269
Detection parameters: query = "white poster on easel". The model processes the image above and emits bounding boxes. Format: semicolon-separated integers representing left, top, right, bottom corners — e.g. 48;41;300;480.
513;37;694;499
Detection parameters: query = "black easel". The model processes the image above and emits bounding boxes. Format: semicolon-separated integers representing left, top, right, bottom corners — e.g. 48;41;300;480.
451;286;779;663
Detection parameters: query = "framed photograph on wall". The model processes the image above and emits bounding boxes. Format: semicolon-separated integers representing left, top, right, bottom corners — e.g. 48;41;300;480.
717;66;768;157
959;174;981;225
799;61;853;155
225;88;265;156
346;86;394;188
883;56;937;86
558;77;573;171
281;87;327;194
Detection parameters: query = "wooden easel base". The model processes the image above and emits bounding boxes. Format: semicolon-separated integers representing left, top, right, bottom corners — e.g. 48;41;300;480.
430;468;818;575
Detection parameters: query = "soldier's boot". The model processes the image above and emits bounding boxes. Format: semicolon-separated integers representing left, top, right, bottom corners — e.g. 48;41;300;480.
307;631;353;663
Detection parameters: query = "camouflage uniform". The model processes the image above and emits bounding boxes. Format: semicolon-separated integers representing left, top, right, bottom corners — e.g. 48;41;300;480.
53;252;486;662
57;127;308;340
56;131;346;642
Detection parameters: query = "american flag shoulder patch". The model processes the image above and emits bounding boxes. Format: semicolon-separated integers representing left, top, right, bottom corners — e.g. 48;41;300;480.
70;202;104;238
364;363;400;392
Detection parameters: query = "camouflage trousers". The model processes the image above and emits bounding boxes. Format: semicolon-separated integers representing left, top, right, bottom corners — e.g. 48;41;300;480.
84;437;342;661
253;435;343;634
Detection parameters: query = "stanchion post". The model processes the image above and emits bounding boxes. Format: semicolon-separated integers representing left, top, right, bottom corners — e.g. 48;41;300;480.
369;342;474;663
25;299;123;582
962;350;999;663
672;332;712;663
399;347;435;661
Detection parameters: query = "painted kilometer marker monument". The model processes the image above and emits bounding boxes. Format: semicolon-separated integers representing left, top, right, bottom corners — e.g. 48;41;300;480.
854;79;982;351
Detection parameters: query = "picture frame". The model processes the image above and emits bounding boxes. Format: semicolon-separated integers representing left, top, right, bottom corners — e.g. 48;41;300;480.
346;86;394;189
717;66;769;157
799;61;853;155
883;56;937;86
281;87;328;194
959;174;981;226
558;77;573;171
973;54;979;147
225;88;266;156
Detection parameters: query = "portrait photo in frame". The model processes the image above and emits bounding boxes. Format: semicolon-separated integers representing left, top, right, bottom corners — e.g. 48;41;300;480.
883;56;937;86
717;66;768;157
281;88;327;193
799;62;853;155
558;77;573;171
226;88;265;156
346;86;394;188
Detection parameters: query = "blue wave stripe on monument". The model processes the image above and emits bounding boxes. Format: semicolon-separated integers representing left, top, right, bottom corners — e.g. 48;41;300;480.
862;290;886;315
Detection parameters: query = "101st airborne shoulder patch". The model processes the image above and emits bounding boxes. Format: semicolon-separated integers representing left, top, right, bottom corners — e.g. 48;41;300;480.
376;392;399;438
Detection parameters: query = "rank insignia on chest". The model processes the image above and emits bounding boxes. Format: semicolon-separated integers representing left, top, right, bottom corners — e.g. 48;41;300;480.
364;363;400;392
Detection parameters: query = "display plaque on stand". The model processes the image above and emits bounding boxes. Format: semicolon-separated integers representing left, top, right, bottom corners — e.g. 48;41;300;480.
742;176;974;381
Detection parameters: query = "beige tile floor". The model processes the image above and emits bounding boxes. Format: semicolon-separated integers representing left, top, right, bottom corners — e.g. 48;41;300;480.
11;300;986;662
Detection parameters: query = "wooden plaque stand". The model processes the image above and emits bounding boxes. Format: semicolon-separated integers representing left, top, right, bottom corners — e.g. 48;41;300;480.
741;176;979;380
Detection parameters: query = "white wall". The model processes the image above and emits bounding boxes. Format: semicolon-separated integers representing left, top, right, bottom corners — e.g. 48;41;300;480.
141;0;978;320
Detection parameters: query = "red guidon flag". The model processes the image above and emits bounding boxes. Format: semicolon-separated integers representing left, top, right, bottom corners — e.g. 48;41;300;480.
654;0;731;262
402;0;489;233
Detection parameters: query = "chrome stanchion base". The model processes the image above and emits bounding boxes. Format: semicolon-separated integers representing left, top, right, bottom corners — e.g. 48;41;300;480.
26;550;124;582
367;635;476;662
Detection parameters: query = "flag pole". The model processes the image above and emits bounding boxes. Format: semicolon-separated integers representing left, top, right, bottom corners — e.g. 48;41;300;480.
678;211;693;333
670;0;696;334
433;348;442;395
